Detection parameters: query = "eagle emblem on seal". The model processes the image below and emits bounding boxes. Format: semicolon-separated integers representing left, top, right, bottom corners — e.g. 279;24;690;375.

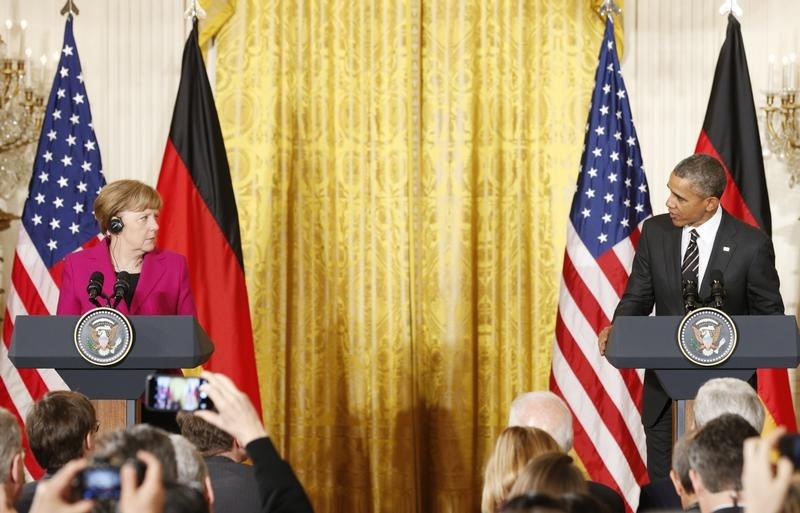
691;320;727;356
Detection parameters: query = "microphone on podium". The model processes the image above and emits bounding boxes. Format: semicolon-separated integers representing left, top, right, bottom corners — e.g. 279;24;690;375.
112;272;131;309
86;271;105;308
682;278;699;313
709;269;726;309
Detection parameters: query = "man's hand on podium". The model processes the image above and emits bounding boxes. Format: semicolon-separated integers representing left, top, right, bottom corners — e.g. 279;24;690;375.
598;325;612;356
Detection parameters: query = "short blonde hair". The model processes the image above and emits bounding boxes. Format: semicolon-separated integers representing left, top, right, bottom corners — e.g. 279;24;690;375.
481;427;561;513
93;180;162;233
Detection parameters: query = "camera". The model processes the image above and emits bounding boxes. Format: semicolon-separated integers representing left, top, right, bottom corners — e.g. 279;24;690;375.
144;374;213;411
778;434;800;468
73;464;122;501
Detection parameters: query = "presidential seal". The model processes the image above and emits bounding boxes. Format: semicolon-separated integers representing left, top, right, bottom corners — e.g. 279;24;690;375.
676;307;737;367
73;307;134;366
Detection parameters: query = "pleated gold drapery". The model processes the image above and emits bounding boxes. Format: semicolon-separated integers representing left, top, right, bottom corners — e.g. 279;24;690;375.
202;1;616;511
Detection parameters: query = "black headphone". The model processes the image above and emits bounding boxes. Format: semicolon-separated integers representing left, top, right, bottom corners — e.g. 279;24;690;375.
109;216;124;234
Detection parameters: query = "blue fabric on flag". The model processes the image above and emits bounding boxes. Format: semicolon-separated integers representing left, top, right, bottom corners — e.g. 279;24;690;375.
22;14;105;269
570;18;652;256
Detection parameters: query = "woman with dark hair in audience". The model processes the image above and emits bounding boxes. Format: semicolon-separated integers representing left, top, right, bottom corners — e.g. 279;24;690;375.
508;452;587;499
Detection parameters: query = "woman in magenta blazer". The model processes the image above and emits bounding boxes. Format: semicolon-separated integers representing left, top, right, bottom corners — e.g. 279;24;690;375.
56;179;196;316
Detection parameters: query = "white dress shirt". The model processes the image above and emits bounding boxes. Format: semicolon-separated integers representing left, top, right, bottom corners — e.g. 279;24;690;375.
680;206;723;286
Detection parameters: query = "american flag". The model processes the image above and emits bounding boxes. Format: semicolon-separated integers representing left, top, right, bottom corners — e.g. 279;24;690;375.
0;15;105;477
549;17;651;510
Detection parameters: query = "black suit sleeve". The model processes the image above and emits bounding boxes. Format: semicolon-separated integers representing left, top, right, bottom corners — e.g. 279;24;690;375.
614;221;655;318
246;437;314;513
746;236;784;315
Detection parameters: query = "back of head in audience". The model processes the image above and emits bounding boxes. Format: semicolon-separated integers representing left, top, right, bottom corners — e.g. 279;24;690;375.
169;433;213;506
688;413;758;497
482;426;561;513
508;392;573;451
692;377;764;431
499;493;566;513
92;424;178;483
500;492;609;513
0;407;23;498
176;410;243;460
668;430;696;509
508;452;587;499
25;390;97;473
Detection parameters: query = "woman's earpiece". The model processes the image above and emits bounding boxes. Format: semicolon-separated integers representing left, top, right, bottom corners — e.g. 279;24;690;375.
109;216;124;234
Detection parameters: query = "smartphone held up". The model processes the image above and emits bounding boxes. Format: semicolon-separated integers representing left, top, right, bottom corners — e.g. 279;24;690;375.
144;374;213;412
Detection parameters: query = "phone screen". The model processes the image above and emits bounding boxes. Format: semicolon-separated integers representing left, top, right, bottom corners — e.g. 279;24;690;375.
76;466;121;500
144;374;213;411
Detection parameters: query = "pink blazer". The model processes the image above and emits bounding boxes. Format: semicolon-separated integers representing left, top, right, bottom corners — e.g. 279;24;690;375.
56;242;197;316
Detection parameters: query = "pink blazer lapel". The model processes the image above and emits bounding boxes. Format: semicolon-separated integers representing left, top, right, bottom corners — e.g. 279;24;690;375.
86;242;118;308
129;249;167;314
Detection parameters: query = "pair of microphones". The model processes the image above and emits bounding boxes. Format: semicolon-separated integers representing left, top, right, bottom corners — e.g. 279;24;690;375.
86;271;130;309
682;269;726;313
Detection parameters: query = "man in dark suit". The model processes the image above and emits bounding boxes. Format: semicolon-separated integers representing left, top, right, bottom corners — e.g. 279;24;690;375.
688;414;756;513
598;153;784;480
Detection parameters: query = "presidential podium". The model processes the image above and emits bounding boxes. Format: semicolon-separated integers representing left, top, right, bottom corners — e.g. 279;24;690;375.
606;314;800;435
8;315;214;431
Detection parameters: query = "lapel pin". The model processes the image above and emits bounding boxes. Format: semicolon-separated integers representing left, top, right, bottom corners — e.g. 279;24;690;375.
723;246;730;252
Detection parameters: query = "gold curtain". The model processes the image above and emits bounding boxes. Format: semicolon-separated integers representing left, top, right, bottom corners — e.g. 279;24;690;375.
204;1;616;511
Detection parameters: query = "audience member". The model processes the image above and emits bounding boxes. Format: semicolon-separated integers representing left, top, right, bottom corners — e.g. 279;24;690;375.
168;434;213;506
639;376;765;512
508;392;573;451
507;392;624;513
481;427;561;513
17;391;98;513
0;407;24;513
508;452;587;498
688;413;758;513
638;430;695;512
91;424;178;483
176;411;260;513
195;371;314;513
692;378;764;431
499;492;566;513
27;451;164;513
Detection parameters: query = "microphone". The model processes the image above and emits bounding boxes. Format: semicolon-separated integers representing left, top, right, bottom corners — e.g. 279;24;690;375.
682;278;699;313
710;269;726;309
112;271;131;309
86;271;105;308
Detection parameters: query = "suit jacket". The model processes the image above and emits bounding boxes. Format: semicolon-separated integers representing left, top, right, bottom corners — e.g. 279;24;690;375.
246;437;314;513
56;241;197;316
614;211;783;425
636;478;681;512
206;455;262;513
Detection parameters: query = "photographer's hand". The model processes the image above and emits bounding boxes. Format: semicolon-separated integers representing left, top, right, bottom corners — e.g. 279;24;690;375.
742;427;794;513
195;371;267;445
119;451;164;513
29;459;93;513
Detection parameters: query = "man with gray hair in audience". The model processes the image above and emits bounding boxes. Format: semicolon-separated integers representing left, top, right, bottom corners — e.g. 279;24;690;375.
170;433;214;510
638;377;764;511
0;407;24;513
507;391;623;513
692;377;764;431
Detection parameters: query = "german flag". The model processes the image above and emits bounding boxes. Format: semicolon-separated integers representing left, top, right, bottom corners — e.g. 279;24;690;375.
695;14;794;430
156;19;261;414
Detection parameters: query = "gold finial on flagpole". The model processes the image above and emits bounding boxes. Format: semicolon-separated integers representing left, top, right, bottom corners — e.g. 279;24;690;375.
60;0;79;16
598;0;621;19
184;0;207;21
